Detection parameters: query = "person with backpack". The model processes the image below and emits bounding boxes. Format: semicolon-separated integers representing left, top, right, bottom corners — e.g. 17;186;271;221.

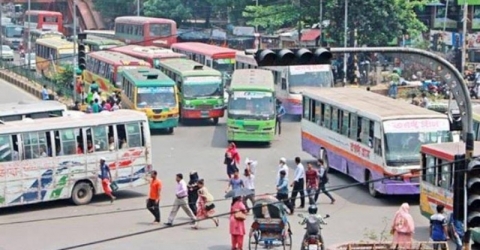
300;205;325;250
390;203;415;249
430;205;449;250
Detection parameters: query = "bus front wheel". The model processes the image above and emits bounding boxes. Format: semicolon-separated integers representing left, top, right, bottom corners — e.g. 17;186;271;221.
366;171;379;198
212;118;219;125
166;128;174;134
71;181;94;205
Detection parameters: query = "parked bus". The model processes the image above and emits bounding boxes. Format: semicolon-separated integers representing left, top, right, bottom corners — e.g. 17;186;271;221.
23;10;63;33
301;88;453;197
35;38;80;79
83;51;151;94
1;24;23;50
0;101;67;122
227;69;276;143
114;16;177;47
109;45;186;68
156;59;224;124
83;35;125;51
171;42;237;86
121;68;179;133
23;29;65;53
236;52;334;116
84;30;116;39
0;110;152;207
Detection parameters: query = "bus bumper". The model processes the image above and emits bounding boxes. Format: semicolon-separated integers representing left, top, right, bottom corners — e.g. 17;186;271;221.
182;109;224;119
377;178;420;195
149;117;179;129
227;128;275;142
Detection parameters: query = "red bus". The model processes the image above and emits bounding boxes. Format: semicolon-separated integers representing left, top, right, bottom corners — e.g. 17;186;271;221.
171;42;238;86
114;16;177;47
23;10;63;34
109;45;186;68
83;51;151;93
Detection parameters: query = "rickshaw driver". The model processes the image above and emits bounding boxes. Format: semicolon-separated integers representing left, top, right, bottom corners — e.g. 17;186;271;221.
255;194;289;224
300;205;325;250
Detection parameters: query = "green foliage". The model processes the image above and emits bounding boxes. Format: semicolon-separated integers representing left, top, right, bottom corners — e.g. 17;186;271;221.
362;217;391;242
243;4;299;33
53;65;74;88
144;0;193;24
92;0;136;21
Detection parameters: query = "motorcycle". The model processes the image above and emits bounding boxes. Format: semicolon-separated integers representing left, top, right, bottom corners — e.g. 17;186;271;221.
298;213;329;250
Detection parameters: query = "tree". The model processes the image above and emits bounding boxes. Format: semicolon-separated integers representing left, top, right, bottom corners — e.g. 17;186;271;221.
92;0;136;22
243;4;299;33
143;0;193;25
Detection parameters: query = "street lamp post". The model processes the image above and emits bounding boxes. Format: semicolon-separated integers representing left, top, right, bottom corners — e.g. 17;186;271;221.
27;0;31;72
461;0;468;76
343;0;348;86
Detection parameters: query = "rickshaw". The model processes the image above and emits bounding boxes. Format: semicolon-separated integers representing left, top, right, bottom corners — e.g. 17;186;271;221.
248;197;293;250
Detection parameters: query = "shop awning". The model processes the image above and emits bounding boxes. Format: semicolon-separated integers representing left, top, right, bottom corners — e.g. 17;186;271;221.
301;29;321;41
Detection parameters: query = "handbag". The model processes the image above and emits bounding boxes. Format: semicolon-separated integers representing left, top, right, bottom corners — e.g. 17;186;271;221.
234;211;246;221
206;203;215;211
110;181;119;192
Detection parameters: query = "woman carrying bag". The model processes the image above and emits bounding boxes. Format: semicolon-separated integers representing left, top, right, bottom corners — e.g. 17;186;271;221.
193;179;219;229
230;196;247;250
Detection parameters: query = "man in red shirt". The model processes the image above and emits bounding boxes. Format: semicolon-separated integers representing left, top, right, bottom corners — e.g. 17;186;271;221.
147;170;162;224
305;163;318;205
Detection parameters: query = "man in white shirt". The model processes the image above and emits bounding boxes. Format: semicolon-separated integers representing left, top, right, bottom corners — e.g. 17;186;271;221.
243;168;255;212
290;157;305;208
165;173;197;227
276;157;289;183
245;158;258;175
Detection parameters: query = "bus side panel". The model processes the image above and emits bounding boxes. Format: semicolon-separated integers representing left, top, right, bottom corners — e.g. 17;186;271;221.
419;181;453;219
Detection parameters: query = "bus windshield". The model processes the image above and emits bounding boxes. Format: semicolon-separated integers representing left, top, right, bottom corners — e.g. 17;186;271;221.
136;86;176;109
228;91;275;119
183;77;222;98
288;65;333;91
213;59;234;72
5;26;22;38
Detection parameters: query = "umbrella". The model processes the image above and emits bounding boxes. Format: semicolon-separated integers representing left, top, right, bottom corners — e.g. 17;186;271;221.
225;188;254;198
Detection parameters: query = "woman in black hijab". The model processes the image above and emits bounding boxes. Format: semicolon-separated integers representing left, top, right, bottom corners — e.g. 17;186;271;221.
187;171;200;215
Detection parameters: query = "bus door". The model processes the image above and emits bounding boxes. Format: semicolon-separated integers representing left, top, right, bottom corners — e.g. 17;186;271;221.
372;121;383;164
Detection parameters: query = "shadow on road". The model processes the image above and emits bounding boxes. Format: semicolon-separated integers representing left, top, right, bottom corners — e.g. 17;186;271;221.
211;123;228;148
0;190;145;215
208;245;233;250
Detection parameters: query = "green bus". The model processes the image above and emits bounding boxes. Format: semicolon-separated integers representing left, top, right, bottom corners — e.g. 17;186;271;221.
84;35;125;51
121;68;179;133
157;58;224;125
227;69;276;143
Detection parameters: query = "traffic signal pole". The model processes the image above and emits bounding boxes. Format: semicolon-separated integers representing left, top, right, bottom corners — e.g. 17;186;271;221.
72;0;77;101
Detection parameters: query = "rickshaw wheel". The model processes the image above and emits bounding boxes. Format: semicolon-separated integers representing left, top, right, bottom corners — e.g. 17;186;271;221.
282;222;293;250
249;230;259;250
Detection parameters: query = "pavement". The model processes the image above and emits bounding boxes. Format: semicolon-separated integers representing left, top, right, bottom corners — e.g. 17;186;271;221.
0;81;440;250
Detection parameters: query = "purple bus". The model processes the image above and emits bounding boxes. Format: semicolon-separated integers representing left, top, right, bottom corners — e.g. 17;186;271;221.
300;88;452;197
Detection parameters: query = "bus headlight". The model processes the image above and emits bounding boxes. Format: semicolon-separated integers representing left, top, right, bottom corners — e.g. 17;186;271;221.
183;105;195;109
214;104;224;109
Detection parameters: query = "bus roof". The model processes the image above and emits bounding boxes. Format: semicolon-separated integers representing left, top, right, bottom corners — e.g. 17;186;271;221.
25;10;62;15
235;51;258;67
303;88;447;121
85;30;115;35
158;58;221;77
421;141;480;161
171;42;238;59
110;45;186;60
84;36;125;45
230;69;274;91
0;110;147;134
30;29;63;35
35;38;74;48
2;24;22;28
115;16;176;25
88;51;151;66
0;101;66;116
122;68;174;87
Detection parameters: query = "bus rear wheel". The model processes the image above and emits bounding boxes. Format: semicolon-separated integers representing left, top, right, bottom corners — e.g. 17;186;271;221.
71;181;94;205
166;128;174;134
212;118;219;125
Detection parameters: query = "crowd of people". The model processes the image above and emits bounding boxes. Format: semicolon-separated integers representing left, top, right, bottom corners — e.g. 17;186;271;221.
70;81;123;112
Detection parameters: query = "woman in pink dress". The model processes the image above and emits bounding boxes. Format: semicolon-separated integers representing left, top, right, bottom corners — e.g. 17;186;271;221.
391;203;415;249
230;196;247;250
193;179;219;229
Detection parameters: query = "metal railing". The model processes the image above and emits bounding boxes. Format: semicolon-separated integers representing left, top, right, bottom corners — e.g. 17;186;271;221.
0;59;74;100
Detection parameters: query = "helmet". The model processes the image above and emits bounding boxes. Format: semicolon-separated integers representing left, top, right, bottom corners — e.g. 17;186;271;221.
308;205;318;215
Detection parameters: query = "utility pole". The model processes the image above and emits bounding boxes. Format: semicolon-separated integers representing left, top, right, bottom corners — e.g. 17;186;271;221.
318;0;323;46
0;2;3;65
442;0;449;33
461;0;468;76
255;0;258;32
27;0;31;72
137;0;140;16
73;0;78;101
343;0;348;86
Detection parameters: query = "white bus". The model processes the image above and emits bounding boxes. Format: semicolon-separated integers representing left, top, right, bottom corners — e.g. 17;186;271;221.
301;88;452;197
0;110;152;207
235;51;334;116
0;101;67;122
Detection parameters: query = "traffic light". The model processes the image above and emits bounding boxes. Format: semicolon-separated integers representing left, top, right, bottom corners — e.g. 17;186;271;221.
467;158;480;248
78;40;86;71
254;48;332;66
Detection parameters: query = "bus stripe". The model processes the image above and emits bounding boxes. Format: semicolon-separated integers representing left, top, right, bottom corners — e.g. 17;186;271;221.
426;196;453;211
302;131;386;175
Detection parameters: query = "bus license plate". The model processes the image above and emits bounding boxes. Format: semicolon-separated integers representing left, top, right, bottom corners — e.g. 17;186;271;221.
201;111;209;117
308;245;318;250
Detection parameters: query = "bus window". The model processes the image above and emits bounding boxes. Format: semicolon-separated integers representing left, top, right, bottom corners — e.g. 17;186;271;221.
341;111;349;136
126;123;142;147
440;162;452;190
303;97;310;120
323;104;331;129
11;135;20;161
349;114;358;141
57;129;79;156
93;126;109;152
0;135;13;162
22;132;48;159
331;107;339;132
0;115;22;122
28;112;50;119
425;155;436;185
310;99;316;122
